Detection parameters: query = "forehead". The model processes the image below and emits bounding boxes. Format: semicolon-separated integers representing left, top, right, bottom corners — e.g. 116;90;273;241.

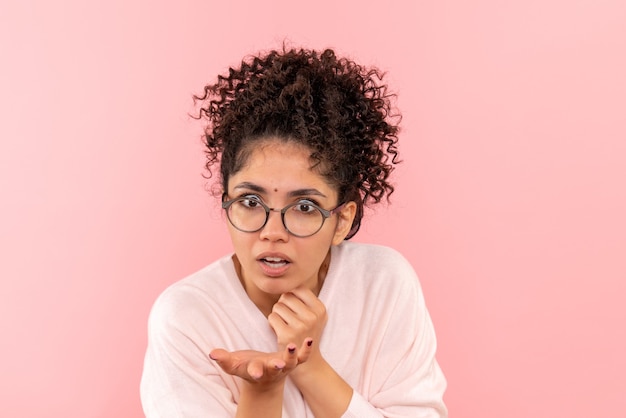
228;139;336;194
246;139;311;165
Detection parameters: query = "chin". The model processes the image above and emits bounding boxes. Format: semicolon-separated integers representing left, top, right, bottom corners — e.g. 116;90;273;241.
256;277;299;295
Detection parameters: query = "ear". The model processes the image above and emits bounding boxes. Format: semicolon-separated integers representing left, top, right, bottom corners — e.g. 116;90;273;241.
332;201;357;245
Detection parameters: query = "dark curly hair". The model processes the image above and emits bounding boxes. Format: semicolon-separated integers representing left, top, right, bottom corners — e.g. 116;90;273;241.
194;46;400;239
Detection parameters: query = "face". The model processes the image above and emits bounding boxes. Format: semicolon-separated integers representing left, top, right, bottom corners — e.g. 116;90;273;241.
224;139;356;313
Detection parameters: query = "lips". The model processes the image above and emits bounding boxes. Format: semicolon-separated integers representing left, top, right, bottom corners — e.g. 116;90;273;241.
257;252;292;276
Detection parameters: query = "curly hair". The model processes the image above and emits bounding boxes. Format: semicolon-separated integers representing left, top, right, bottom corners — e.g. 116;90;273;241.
194;46;400;239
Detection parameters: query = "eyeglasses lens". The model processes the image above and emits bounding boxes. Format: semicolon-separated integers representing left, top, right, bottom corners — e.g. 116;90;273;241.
226;199;325;237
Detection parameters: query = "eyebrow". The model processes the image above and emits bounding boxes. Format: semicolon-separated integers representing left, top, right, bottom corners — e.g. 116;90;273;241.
233;182;327;198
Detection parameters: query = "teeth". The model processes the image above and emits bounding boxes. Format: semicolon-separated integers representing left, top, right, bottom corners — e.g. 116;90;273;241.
262;257;288;268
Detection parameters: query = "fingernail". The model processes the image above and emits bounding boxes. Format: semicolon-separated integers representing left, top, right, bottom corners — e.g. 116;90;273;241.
288;346;296;354
307;340;313;347
209;354;217;361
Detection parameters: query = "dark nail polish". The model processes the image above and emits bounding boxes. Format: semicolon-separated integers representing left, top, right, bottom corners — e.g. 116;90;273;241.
307;340;313;347
288;346;296;354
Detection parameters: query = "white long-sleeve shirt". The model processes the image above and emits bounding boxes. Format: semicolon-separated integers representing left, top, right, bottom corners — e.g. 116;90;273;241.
141;242;447;417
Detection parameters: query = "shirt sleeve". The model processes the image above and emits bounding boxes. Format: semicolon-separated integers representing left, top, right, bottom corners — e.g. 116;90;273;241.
342;251;448;418
140;289;238;418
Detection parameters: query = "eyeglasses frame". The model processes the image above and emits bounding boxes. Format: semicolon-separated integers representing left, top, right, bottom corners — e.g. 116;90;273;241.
221;195;346;238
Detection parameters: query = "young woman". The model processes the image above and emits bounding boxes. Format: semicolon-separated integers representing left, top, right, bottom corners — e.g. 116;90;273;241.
140;47;447;417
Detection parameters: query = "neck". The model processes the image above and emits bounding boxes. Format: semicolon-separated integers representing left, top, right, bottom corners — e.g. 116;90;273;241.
315;250;331;294
232;250;332;317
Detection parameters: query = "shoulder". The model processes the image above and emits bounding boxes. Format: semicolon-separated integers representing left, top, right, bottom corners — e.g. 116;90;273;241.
334;241;416;275
147;254;239;330
335;240;405;257
331;242;421;295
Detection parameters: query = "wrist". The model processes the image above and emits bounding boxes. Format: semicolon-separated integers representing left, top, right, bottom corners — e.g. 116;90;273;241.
289;354;327;384
237;380;286;418
289;356;353;418
241;378;286;395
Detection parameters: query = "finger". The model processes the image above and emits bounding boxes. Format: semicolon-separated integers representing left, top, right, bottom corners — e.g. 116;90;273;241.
281;343;299;369
268;357;286;372
277;292;307;312
297;338;315;364
271;300;299;323
285;286;319;306
209;348;229;363
275;293;322;325
280;290;326;321
267;311;289;335
209;349;241;376
247;359;265;380
273;298;318;330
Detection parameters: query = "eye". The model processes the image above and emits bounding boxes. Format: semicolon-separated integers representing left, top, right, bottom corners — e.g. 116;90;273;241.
238;195;263;209
293;200;319;214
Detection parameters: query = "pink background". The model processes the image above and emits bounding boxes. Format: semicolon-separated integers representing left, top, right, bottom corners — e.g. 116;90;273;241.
1;1;625;416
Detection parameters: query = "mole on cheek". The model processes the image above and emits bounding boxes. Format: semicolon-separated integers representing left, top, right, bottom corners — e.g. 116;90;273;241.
273;188;278;192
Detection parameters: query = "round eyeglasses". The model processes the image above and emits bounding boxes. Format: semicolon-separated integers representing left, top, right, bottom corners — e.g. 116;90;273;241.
222;196;346;238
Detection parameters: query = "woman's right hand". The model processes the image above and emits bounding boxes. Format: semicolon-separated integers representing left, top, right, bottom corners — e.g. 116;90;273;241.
209;339;313;386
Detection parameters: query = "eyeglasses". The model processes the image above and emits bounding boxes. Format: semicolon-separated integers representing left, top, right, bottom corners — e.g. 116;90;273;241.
222;195;346;238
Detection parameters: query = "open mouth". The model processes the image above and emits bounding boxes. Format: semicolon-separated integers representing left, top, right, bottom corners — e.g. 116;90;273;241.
260;257;290;268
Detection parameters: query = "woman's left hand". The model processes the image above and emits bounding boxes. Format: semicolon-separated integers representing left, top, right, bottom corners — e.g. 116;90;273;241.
269;286;355;417
268;286;328;366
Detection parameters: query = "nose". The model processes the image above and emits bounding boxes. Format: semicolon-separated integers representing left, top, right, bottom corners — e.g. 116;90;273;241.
259;208;289;242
